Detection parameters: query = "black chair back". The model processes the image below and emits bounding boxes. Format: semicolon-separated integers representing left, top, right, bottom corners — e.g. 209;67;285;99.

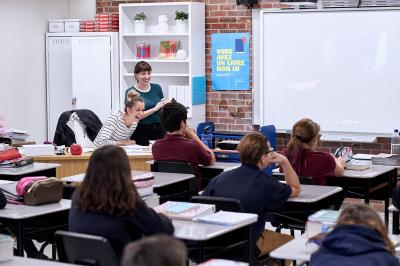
152;160;198;202
191;196;244;212
152;160;196;175
55;230;119;266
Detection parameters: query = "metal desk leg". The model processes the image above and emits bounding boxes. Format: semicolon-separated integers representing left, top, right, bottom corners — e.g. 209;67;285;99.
16;221;24;256
393;210;400;235
246;226;251;262
199;241;205;262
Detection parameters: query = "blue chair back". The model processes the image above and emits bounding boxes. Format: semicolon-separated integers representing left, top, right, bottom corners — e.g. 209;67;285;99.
260;125;277;176
196;122;215;138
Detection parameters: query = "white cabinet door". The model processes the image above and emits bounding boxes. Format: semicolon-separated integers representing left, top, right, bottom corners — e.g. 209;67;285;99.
47;37;73;141
47;35;113;141
71;36;112;124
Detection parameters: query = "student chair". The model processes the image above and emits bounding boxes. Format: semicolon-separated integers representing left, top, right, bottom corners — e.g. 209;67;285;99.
260;125;277;176
152;160;198;202
53;109;102;147
55;230;119;266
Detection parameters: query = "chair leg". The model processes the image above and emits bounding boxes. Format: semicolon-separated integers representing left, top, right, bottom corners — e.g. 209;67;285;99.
290;229;295;237
52;244;57;260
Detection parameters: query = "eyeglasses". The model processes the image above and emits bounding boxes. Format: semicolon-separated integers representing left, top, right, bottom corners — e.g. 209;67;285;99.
266;148;274;155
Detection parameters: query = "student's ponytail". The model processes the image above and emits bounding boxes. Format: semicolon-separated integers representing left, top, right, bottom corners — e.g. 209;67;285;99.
286;118;320;167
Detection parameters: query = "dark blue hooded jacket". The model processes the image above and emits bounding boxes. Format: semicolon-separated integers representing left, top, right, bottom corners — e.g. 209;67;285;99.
310;225;400;266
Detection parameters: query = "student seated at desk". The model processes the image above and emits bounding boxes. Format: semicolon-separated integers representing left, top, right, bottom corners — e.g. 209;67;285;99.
202;132;301;262
121;234;186;266
93;91;144;148
310;204;400;266
69;145;174;257
152;100;215;189
281;118;346;185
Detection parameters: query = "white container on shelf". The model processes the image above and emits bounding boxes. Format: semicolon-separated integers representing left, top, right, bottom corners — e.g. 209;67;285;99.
175;19;187;33
64;19;81;32
158;15;169;33
48;19;64;32
134;20;146;34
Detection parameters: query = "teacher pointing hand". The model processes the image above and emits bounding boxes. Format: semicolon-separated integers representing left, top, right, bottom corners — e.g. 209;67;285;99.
125;61;170;146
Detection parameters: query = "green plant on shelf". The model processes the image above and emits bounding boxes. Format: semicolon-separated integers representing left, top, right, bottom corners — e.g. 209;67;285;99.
175;11;188;21
134;12;146;21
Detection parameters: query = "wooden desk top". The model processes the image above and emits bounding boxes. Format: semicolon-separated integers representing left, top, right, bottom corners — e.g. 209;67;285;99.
33;152;153;161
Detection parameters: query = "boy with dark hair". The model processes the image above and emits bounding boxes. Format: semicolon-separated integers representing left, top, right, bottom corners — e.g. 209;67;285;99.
121;234;186;266
202;132;301;262
152;101;215;188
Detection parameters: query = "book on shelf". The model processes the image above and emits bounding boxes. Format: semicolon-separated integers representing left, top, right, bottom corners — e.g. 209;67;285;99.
345;159;372;170
193;211;257;226
154;201;215;221
306;210;339;238
371;153;400;166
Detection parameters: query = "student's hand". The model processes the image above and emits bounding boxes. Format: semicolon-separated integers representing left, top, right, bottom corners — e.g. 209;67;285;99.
153;98;170;112
335;157;346;167
267;152;289;165
184;127;197;139
117;140;135;146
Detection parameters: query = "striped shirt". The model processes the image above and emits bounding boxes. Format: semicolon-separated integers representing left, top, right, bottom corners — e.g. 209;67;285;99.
93;111;137;147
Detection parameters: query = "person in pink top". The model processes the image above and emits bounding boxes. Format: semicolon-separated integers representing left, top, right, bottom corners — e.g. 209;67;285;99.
282;118;345;185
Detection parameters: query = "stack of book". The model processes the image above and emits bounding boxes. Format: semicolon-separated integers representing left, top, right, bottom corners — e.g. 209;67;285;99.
306;209;339;238
95;14;119;32
154;201;215;221
0;234;13;262
360;0;400;6
80;20;95;32
345;159;372;171
371;153;400;166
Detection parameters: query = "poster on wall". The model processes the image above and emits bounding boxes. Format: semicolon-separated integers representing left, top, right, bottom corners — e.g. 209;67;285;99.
211;33;250;91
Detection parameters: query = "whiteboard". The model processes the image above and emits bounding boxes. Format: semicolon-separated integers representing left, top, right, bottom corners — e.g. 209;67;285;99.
253;8;400;134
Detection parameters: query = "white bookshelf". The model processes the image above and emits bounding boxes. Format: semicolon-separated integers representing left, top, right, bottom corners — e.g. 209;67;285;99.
119;2;205;124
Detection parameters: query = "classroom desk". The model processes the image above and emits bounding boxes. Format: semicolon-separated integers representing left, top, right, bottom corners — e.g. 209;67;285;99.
63;170;196;203
0;257;75;266
0;163;60;181
270;233;400;265
32;152;152;178
327;164;397;224
0;182;70;256
267;185;343;229
173;213;257;262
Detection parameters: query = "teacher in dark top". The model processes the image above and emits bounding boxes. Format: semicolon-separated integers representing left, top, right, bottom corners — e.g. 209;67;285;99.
125;61;169;145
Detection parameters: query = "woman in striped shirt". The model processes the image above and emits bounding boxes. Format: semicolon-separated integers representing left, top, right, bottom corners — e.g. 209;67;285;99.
93;91;144;147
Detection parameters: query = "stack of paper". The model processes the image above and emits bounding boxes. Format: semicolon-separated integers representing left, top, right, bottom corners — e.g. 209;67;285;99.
133;172;154;197
306;210;339;238
371;153;400;166
154;201;215;221
193;211;257;226
0;234;13;262
122;145;150;154
2;129;29;141
360;0;400;6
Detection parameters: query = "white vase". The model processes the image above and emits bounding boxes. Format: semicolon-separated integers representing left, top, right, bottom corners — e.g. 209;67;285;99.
134;20;146;34
175;19;187;33
158;15;169;34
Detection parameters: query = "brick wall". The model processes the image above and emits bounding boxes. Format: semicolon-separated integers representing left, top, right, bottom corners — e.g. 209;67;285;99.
96;0;392;154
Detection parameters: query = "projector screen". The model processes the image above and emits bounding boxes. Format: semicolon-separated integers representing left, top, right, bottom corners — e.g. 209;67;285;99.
256;9;400;134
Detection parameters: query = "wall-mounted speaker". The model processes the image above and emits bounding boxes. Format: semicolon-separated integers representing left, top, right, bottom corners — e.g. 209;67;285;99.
236;0;258;8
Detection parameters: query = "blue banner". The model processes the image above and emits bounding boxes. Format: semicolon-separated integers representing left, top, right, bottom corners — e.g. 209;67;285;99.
211;33;250;91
